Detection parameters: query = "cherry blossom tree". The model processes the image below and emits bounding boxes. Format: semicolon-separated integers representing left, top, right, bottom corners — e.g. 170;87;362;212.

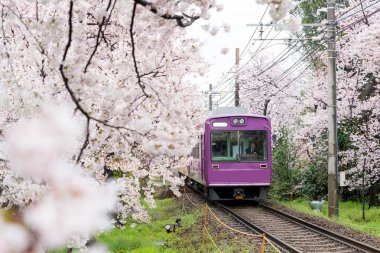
337;13;380;204
240;1;379;202
297;0;380;203
256;0;297;21
0;0;296;251
0;0;217;250
240;53;307;132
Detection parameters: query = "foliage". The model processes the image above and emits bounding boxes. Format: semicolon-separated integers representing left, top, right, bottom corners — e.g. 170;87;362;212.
298;157;328;200
291;0;328;54
99;197;257;253
338;121;357;151
271;127;300;200
240;54;304;131
256;0;298;21
99;198;183;253
0;0;226;251
240;0;380;207
296;1;380;200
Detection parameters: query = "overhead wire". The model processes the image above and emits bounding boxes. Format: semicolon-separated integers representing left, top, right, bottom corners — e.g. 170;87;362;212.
215;26;284;106
240;5;270;58
338;5;380;32
217;92;235;106
239;37;326;95
337;0;380;22
257;41;303;76
213;5;270;90
242;0;374;87
271;41;325;83
238;26;275;71
271;49;327;97
215;25;273;89
214;0;378;108
257;2;379;95
336;0;368;18
216;30;319;106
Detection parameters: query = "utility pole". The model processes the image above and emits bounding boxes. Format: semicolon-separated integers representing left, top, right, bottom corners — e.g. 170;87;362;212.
327;0;339;217
235;48;240;107
208;83;213;111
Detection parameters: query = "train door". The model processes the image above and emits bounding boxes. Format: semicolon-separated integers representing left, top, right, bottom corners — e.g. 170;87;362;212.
201;134;205;181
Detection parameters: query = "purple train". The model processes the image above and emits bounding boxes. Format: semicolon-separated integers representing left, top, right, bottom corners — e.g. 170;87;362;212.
181;107;272;200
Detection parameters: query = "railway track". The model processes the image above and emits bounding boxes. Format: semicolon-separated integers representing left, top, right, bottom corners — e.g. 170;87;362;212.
218;202;380;253
184;186;379;253
183;189;279;252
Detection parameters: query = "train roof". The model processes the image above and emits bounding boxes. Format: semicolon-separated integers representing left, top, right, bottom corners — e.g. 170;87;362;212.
207;107;270;120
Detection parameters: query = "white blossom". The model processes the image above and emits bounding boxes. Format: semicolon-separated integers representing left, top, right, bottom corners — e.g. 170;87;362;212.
0;216;30;253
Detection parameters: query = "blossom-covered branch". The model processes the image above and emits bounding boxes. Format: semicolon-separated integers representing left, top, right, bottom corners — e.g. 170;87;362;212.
135;0;200;27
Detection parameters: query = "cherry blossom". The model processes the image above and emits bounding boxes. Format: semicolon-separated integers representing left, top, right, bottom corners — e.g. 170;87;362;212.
0;0;295;250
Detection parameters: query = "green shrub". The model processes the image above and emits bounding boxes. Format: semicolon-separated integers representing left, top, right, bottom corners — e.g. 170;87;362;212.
298;157;328;200
271;127;300;200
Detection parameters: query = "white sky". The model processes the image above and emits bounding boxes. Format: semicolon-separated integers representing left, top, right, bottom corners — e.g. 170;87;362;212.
188;0;292;99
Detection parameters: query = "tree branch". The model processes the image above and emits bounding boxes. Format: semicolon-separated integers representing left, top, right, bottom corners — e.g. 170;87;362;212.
0;158;8;163
84;0;116;72
76;118;90;163
130;2;149;97
59;1;140;163
359;0;369;26
135;0;200;27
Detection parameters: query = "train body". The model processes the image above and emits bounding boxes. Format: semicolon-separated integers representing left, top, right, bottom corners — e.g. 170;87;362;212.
183;107;272;200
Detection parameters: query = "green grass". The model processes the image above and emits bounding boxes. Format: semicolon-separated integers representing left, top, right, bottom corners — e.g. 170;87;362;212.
98;198;203;253
279;199;380;237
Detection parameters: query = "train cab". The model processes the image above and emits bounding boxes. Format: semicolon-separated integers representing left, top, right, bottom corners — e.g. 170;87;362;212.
186;107;272;200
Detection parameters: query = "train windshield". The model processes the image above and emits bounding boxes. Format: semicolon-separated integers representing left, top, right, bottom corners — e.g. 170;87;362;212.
211;131;267;162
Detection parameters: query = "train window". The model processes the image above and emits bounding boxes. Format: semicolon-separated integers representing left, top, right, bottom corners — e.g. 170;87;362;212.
211;131;238;161
211;130;267;162
240;131;267;162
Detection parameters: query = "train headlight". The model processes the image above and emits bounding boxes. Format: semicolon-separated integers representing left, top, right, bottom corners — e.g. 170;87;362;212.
232;118;246;125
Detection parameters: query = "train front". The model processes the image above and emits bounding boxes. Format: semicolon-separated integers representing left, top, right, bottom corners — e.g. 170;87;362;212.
204;114;272;200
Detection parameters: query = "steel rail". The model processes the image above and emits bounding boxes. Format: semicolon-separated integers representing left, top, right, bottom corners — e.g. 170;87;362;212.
184;185;292;252
214;201;302;253
185;185;379;253
258;203;380;253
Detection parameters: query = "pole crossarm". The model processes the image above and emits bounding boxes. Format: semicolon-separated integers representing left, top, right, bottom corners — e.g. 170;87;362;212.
249;38;322;41
246;22;325;27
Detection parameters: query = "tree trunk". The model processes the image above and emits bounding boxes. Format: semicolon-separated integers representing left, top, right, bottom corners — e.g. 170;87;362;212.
369;181;380;208
263;99;270;116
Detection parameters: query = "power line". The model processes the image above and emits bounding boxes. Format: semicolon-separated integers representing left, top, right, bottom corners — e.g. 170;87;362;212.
238;26;275;72
217;91;235;105
272;49;326;97
264;0;379;85
338;6;380;32
213;6;270;90
240;5;269;58
239;1;378;96
257;41;303;76
336;0;367;18
215;1;361;106
271;41;326;83
254;0;368;85
337;0;380;21
239;39;325;95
